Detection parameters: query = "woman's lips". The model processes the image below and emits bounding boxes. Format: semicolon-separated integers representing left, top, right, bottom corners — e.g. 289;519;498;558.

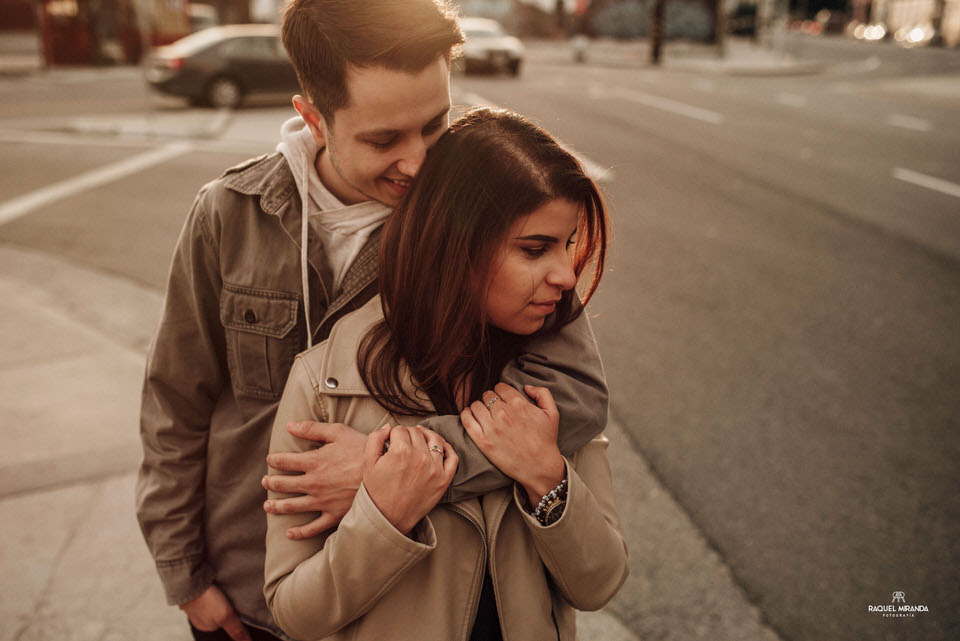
530;300;559;313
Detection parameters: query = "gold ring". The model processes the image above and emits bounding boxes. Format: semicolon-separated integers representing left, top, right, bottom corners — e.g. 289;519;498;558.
430;445;442;454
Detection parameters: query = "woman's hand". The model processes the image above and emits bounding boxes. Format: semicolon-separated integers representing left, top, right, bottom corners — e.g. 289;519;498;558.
461;383;565;506
362;424;458;535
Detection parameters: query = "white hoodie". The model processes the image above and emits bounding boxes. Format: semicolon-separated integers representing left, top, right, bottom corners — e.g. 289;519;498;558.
277;116;390;347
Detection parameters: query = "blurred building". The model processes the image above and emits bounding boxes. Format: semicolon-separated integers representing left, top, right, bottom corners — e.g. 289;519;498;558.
458;0;513;18
14;0;191;65
3;0;297;67
872;0;960;45
585;0;715;40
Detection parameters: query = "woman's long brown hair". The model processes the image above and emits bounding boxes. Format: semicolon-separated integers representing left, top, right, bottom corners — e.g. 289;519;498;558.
358;107;608;416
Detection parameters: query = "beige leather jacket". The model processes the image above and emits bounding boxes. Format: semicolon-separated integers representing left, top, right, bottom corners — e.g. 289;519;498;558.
264;297;629;641
137;152;610;637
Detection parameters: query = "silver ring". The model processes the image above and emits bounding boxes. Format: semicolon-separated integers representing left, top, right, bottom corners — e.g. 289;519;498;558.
485;396;501;409
430;445;442;454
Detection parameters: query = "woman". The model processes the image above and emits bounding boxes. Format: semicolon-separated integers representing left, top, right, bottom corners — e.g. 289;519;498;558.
264;108;628;641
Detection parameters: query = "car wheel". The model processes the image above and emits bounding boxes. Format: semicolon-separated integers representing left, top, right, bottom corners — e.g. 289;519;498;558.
507;59;521;77
206;76;242;109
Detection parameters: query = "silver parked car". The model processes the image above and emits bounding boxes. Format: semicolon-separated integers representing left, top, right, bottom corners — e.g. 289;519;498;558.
459;17;524;76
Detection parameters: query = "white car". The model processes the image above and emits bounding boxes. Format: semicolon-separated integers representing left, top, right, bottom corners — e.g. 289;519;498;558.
459;17;524;76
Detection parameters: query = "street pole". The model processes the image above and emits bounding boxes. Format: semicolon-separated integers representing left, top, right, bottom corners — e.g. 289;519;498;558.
930;0;946;46
651;0;666;65
757;0;773;46
715;0;727;58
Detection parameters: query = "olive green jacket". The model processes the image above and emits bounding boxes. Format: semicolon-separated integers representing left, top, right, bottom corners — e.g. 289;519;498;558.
265;297;628;641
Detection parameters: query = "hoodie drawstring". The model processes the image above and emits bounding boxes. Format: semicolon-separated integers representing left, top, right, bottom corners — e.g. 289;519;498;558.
299;161;313;349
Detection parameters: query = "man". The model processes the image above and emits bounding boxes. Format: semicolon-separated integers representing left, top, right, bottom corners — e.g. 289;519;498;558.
136;1;608;640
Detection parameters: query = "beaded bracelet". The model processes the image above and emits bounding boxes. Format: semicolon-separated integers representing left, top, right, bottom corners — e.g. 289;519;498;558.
532;478;568;526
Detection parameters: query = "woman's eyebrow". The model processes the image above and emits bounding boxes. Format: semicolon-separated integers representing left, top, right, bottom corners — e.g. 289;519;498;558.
515;234;558;242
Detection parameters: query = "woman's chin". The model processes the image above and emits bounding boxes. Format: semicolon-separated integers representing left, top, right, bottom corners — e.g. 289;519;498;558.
496;316;547;336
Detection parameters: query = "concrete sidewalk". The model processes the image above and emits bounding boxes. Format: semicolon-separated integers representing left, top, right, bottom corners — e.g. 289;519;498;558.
0;239;783;640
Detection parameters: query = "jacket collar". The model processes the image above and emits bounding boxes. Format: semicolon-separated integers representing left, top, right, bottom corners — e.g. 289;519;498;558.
319;296;382;397
222;153;383;336
222;153;297;216
318;296;432;413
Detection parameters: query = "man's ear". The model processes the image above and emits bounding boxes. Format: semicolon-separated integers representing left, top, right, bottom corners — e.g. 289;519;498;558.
292;95;326;147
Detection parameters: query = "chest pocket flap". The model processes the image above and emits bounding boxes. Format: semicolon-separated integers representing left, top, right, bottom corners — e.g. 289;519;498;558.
220;284;300;400
221;284;298;338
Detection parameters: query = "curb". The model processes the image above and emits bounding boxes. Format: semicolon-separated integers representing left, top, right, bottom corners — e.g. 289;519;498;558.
665;58;827;76
67;108;234;140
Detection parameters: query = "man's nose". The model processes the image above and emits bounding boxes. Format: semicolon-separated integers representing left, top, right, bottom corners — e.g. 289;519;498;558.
395;137;428;178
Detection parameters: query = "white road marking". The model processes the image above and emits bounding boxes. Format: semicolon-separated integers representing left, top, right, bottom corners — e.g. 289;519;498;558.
892;168;960;199
590;85;724;125
0;128;155;148
570;150;615;183
885;114;932;132
776;92;807;108
0;141;193;225
454;91;614;182
0;128;268;154
830;56;882;75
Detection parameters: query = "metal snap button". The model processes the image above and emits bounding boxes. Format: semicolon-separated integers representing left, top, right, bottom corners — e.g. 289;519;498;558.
244;309;257;324
325;377;339;389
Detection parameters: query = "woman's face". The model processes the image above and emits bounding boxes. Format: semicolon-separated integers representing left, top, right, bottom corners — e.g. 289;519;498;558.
483;198;580;335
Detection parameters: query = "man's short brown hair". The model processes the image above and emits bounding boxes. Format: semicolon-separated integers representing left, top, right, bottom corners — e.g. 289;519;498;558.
281;0;463;122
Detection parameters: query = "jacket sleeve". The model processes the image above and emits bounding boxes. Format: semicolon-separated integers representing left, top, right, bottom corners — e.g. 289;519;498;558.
422;304;609;503
264;356;437;641
135;188;227;605
512;435;629;611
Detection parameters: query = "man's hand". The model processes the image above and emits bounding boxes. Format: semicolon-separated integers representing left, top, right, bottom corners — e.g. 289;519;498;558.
180;585;251;641
262;421;366;540
363;425;458;535
461;383;565;506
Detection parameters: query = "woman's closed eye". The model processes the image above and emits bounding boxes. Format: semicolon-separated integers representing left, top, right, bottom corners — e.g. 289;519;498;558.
522;245;548;258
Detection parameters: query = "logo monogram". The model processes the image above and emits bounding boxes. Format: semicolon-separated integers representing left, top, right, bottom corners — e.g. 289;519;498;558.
892;591;906;603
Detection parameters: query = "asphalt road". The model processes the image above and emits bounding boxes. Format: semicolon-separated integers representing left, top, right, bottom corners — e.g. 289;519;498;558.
452;38;959;641
1;35;958;641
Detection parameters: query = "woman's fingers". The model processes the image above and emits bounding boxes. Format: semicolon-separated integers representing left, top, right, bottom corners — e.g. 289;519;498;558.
460;406;484;442
405;424;428;451
493;382;524;404
441;440;459;480
480;389;506;413
388;424;413;450
363;424;391;469
525;385;559;421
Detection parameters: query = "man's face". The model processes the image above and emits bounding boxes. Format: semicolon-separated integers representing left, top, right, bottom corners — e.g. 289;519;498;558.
311;57;451;207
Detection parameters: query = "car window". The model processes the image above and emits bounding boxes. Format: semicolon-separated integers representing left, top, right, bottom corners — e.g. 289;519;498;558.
272;38;289;59
465;27;504;39
218;37;279;59
165;28;230;55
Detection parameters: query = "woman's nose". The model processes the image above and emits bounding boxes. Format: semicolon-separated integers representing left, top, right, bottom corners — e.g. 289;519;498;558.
546;254;577;290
